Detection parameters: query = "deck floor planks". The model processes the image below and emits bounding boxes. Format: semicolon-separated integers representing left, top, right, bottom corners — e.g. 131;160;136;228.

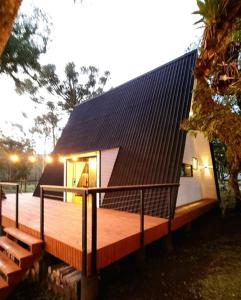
1;194;217;272
1;194;168;271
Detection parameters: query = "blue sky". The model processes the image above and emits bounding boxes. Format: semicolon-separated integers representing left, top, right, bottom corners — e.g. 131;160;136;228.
0;0;201;153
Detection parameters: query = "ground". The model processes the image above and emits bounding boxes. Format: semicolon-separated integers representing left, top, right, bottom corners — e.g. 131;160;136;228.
10;208;241;300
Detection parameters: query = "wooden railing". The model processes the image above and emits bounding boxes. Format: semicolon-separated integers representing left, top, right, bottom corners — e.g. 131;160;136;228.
0;182;20;231
40;183;179;278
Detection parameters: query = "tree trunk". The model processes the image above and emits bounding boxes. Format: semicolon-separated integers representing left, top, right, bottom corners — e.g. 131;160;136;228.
52;127;56;148
229;169;241;204
0;0;22;56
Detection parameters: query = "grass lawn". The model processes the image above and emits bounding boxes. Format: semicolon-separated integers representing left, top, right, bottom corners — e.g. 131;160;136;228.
9;209;241;300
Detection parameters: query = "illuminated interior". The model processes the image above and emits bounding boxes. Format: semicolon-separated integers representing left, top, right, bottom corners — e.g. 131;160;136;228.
65;152;98;203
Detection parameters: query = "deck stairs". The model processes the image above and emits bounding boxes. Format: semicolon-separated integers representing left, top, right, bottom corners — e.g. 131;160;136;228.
0;227;43;299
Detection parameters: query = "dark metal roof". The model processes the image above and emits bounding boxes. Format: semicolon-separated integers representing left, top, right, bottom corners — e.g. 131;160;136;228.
35;50;196;204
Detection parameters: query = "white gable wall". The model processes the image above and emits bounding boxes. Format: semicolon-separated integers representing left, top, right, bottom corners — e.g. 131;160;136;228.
176;132;217;207
100;148;119;188
100;148;119;204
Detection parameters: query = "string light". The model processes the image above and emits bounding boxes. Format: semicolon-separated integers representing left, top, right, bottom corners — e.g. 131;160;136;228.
45;156;53;164
59;156;65;163
28;155;37;163
7;153;68;164
9;154;19;163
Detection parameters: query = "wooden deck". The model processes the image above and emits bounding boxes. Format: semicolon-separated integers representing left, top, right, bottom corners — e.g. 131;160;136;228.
1;194;217;273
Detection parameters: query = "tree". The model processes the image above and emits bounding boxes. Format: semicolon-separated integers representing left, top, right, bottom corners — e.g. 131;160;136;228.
0;133;34;182
0;7;50;91
182;1;241;209
30;101;61;149
27;63;110;149
212;140;228;185
0;0;22;56
20;62;111;112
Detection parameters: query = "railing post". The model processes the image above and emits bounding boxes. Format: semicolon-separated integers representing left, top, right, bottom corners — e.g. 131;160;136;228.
16;184;19;228
82;191;87;277
40;187;44;241
91;192;97;275
140;189;144;248
81;190;99;300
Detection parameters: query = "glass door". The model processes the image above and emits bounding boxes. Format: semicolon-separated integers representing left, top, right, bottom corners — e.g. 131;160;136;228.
66;156;97;203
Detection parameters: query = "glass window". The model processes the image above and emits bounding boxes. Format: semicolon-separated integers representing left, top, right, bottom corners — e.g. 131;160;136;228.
181;163;193;177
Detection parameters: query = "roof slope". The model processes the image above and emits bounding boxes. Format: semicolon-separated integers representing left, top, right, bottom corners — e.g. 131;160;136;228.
35;51;196;205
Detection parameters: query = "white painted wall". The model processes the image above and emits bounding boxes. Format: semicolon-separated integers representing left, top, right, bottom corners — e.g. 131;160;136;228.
176;132;217;207
100;147;119;204
100;148;119;188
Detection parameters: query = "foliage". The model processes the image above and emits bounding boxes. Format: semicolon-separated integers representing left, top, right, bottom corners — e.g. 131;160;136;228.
30;101;61;148
0;6;109;152
21;62;111;113
0;133;34;181
17;62;110;149
0;7;50;90
182;0;241;207
212;139;228;183
185;40;199;53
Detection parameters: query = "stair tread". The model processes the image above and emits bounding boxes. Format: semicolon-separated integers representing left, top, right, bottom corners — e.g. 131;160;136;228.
4;228;42;247
0;251;21;276
0;237;32;261
0;277;8;289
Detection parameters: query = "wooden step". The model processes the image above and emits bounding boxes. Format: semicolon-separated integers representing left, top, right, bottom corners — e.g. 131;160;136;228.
0;252;22;285
0;277;9;300
4;228;43;254
0;236;33;268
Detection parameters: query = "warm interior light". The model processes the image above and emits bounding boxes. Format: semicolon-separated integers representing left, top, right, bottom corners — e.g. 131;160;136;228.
28;155;37;163
72;156;78;162
9;154;19;163
192;157;198;170
59;156;65;163
89;158;97;170
46;155;53;164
